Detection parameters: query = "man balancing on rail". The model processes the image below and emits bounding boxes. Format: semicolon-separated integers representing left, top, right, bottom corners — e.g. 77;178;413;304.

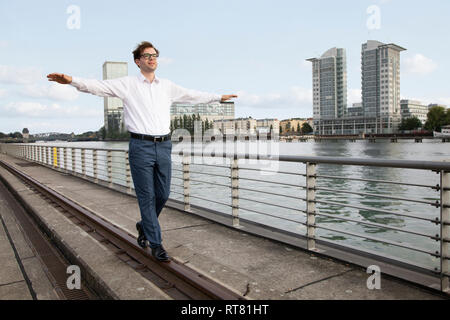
47;41;237;262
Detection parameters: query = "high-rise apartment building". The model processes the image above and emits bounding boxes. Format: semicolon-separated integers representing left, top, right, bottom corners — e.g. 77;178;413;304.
361;41;406;133
102;61;128;133
307;48;347;134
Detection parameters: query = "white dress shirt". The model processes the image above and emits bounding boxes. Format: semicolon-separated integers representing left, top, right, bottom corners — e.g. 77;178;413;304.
70;73;222;135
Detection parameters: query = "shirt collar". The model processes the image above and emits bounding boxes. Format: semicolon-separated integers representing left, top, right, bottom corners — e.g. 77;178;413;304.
138;72;160;84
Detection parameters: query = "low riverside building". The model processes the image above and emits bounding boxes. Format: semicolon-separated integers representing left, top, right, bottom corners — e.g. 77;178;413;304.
212;117;279;135
400;100;429;124
170;101;235;122
280;118;309;134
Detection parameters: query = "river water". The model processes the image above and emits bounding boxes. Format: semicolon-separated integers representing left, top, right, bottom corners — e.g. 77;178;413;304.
32;139;450;270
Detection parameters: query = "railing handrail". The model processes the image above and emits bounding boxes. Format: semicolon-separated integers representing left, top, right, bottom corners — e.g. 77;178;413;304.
177;151;450;171
17;143;450;170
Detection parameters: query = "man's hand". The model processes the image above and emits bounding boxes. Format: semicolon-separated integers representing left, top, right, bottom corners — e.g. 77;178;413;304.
47;73;72;84
221;94;238;102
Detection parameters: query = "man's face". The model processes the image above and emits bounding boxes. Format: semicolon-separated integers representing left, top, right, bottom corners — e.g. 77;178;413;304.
136;47;158;72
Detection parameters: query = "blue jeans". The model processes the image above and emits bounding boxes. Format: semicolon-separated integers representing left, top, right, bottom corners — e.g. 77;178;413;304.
129;138;172;248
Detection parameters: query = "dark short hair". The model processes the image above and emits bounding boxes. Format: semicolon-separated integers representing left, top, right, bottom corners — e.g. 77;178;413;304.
132;41;159;62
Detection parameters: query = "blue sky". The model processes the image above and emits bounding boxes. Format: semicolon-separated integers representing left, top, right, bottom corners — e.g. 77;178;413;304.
1;0;449;134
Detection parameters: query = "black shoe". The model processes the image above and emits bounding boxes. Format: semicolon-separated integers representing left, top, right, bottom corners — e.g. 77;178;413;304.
151;245;170;262
136;222;148;249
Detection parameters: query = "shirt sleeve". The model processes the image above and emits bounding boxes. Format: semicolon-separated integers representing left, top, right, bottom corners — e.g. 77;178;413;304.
168;80;222;105
70;76;129;100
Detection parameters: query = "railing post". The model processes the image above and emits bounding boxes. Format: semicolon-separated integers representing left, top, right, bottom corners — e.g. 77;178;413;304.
125;151;131;193
57;147;61;169
46;146;50;165
72;148;76;173
306;162;317;251
107;150;113;187
93;150;98;183
441;170;450;293
53;147;58;168
231;157;240;227
81;148;86;177
64;148;68;172
182;152;191;212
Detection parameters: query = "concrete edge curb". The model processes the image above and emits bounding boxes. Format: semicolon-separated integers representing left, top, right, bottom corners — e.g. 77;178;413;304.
0;167;119;300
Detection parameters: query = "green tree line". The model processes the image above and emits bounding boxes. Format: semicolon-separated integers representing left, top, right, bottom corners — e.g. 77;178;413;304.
399;106;450;131
170;114;213;134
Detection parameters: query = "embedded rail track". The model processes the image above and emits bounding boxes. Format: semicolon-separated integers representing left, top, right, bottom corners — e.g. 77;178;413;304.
0;159;245;300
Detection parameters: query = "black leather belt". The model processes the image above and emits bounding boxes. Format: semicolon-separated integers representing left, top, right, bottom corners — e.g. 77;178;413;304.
130;132;171;142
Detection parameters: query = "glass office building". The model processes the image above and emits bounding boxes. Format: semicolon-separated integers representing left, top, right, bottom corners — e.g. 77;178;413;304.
102;61;128;133
171;101;235;121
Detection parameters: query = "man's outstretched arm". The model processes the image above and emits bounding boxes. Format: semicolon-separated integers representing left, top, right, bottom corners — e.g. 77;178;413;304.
220;94;238;102
47;73;72;84
47;73;128;99
169;80;237;105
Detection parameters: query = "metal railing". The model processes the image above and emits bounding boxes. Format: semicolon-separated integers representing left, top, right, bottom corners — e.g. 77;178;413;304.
1;143;449;294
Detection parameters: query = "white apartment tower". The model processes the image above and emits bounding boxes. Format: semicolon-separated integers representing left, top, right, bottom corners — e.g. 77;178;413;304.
361;41;406;133
307;48;347;135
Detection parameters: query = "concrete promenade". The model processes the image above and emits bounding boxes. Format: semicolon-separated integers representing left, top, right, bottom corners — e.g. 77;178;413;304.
0;153;446;300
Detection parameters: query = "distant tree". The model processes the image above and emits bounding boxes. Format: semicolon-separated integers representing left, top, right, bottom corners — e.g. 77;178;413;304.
99;126;106;139
297;123;301;133
399;116;422;131
0;132;5;139
22;128;29;134
9;132;22;139
302;123;313;134
424;106;447;132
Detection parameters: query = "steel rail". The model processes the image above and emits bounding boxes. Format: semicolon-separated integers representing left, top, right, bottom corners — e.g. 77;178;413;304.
315;186;439;206
179;150;450;171
239;166;307;177
314;199;438;223
315;174;439;189
189;170;231;179
239;176;306;189
239;186;307;201
238;204;308;226
312;224;440;258
314;211;439;240
189;178;232;189
239;195;307;214
0;160;244;300
189;194;231;207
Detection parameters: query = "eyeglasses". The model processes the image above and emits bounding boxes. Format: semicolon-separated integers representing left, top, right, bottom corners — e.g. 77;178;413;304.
141;53;159;60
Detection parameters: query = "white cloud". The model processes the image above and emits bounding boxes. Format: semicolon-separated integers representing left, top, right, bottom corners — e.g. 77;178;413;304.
235;86;312;115
348;89;362;106
404;54;437;75
1;101;102;118
435;97;450;106
300;60;311;70
0;65;42;84
0;88;8;98
20;84;79;101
